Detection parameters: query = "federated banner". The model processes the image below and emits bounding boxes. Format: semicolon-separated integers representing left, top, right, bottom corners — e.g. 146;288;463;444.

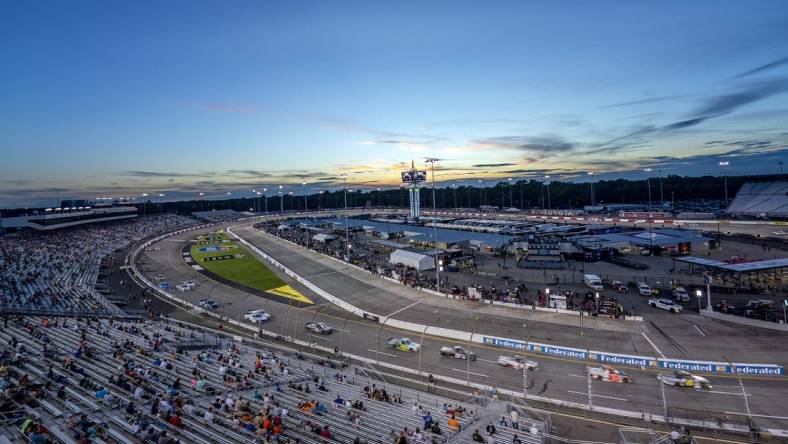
481;336;531;351
590;351;655;367
726;364;784;376
657;359;718;373
656;359;784;375
530;342;588;360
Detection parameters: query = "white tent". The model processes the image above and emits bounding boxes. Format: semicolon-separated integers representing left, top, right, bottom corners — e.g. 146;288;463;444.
312;233;335;242
389;249;434;271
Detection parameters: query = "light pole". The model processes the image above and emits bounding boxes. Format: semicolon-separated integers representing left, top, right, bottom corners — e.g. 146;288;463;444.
302;182;308;213
278;186;283;215
477;179;483;207
157;193;164;214
696;289;702;313
426;158;441;293
341;173;350;262
658;169;664;206
544;176;551;210
644;168;652;211
719;161;729;202
507;177;513;208
452;184;457;210
587;172;595;206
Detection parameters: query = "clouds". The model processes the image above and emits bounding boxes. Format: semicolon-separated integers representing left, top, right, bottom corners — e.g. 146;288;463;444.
473;135;576;158
471;163;517;168
734;56;788;78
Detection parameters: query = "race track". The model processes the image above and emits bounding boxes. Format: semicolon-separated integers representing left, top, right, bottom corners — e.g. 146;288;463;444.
136;220;788;432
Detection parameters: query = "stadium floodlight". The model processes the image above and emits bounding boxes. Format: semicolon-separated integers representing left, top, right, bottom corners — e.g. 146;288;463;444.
158;193;164;197
644;168;652;172
199;192;204;196
719;161;730;201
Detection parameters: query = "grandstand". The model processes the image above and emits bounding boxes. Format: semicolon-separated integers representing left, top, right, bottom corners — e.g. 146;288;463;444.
726;182;788;218
0;315;545;444
0;215;198;317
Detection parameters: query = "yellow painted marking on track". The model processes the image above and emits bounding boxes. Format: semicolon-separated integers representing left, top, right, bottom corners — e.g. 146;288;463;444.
267;284;313;305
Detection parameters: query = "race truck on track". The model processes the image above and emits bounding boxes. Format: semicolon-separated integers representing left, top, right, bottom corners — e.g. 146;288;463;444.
304;322;333;334
588;365;632;383
497;355;538;371
439;346;476;361
387;338;421;352
657;371;712;389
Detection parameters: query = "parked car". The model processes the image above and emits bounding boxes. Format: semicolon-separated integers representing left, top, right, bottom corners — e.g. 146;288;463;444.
637;282;652;296
672;287;690;302
649;298;683;313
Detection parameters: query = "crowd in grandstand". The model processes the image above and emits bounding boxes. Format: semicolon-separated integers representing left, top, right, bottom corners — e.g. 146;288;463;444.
0;314;538;443
0;214;198;316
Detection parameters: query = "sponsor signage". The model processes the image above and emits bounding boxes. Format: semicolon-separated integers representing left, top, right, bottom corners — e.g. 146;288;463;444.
592;351;653;367
482;337;530;351
531;342;587;360
727;364;784;376
658;359;717;373
401;170;427;183
527;243;560;257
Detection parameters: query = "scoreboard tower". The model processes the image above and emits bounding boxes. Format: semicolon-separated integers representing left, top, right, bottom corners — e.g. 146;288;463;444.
401;160;427;220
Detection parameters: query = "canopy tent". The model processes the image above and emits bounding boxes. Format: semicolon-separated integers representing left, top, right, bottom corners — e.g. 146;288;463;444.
389;249;435;271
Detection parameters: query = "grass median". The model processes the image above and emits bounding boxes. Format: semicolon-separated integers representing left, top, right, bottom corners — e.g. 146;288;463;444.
189;230;313;304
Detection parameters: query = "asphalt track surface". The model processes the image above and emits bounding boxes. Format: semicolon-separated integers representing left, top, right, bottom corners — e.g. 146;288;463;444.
138;221;788;432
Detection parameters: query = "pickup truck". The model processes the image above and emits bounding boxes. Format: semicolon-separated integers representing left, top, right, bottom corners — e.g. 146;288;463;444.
588;365;632;383
387;338;421;352
657;371;711;389
439;346;476;361
649;298;683;313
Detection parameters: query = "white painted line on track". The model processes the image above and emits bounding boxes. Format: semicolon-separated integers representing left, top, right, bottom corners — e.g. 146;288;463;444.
451;369;489;378
567;391;627;402
385;301;420;318
306;271;341;279
705;390;750;397
724;412;788;420
568;374;586;379
478;358;500;365
693;324;706;337
636;323;666;358
366;349;397;358
309;335;334;342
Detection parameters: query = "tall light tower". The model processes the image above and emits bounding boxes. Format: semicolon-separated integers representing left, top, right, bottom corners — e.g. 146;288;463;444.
719;161;730;202
278;185;284;214
401;160;426;220
477;179;483;207
452;184;457;210
340;173;350;261
426;158;441;293
643;168;653;210
262;187;267;213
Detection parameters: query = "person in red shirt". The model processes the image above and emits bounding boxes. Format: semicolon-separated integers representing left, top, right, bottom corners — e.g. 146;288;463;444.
321;425;331;439
170;413;182;428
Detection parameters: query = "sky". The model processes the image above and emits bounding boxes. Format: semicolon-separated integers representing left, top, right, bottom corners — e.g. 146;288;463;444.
1;1;788;207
